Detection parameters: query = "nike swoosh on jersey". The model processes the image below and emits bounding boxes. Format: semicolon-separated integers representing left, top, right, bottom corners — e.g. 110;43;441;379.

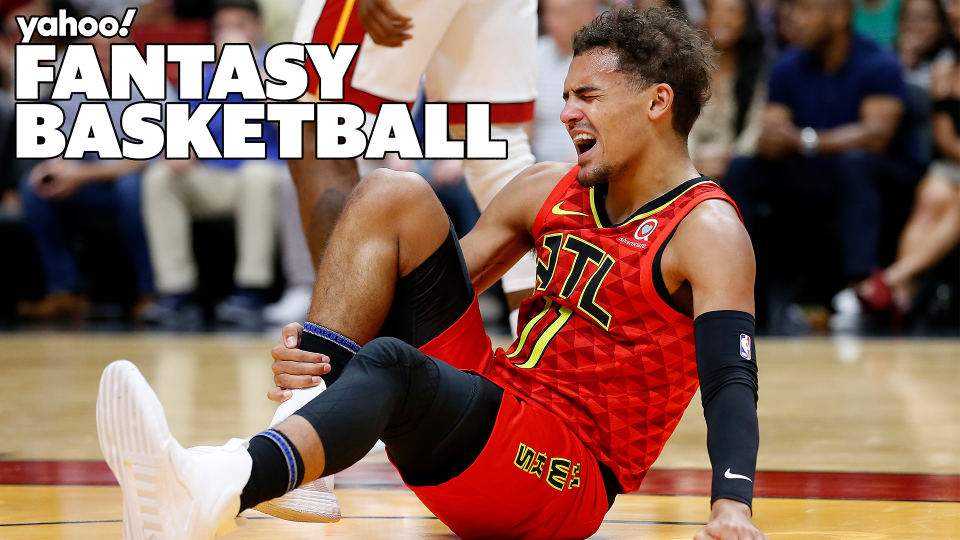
724;469;753;482
552;202;588;216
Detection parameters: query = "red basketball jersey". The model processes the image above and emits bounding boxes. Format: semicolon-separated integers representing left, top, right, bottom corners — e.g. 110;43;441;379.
490;165;740;493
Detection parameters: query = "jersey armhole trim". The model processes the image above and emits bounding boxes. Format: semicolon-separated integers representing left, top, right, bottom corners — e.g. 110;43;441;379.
652;227;689;317
646;194;743;322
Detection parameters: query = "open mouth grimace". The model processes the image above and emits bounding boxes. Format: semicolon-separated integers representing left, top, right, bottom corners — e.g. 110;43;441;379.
573;133;597;155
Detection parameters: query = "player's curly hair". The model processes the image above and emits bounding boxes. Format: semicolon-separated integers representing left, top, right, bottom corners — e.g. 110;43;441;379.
572;5;718;136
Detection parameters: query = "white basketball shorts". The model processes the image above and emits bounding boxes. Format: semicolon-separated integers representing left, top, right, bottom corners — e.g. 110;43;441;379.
293;0;538;123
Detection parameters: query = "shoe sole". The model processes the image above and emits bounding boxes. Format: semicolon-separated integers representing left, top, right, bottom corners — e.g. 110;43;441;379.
97;360;187;540
253;478;341;523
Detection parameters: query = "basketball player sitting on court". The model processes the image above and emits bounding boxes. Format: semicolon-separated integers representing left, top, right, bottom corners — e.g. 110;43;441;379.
96;7;767;539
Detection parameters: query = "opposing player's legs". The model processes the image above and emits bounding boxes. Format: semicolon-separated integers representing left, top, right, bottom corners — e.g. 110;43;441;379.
290;0;472;269
452;122;538;318
431;0;540;321
288;122;360;268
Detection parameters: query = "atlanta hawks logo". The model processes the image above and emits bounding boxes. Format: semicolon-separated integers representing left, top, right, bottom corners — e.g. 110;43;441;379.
634;218;658;241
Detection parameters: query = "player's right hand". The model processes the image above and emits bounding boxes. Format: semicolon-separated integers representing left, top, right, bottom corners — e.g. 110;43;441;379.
693;499;768;540
358;0;413;47
268;323;331;403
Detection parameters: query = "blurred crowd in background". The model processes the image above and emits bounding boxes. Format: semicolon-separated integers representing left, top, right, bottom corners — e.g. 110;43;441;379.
0;0;957;335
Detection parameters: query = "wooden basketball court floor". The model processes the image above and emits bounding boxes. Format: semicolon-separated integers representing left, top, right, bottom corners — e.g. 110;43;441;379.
0;333;957;539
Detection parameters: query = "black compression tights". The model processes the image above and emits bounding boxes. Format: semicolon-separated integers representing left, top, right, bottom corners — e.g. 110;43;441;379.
294;336;503;486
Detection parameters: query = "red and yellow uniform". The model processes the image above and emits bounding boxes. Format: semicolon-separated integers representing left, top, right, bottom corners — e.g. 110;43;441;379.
409;165;740;539
492;166;739;493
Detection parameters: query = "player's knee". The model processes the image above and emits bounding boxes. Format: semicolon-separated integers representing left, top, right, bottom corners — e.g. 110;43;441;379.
353;169;442;220
354;336;410;370
356;168;430;202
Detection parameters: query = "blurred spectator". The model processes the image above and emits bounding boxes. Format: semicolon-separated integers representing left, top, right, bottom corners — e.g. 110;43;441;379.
424;159;482;238
532;0;599;163
17;35;154;319
0;96;13;214
897;0;950;162
756;0;782;53
254;0;297;44
724;0;922;329
3;0;72;100
0;18;14;215
774;0;803;48
141;0;282;328
898;0;950;87
70;0;147;18
858;0;960;315
0;12;13;94
635;0;705;25
263;173;314;325
854;0;904;46
689;0;767;180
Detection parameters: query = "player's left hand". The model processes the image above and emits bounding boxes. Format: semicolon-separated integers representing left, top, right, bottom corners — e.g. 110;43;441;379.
267;322;331;403
694;499;768;540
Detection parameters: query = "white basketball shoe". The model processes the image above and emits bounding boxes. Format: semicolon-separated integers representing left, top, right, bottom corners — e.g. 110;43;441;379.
96;360;252;540
252;383;342;523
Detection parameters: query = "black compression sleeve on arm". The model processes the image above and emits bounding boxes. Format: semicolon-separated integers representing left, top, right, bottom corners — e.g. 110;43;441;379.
694;310;760;509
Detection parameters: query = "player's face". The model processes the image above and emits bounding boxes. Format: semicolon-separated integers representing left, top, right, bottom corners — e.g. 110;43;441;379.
561;48;651;187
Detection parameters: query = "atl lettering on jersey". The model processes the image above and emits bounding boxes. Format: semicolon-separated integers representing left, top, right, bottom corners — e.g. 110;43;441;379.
490;166;741;493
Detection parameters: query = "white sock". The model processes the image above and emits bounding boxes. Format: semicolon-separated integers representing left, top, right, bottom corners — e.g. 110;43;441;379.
269;383;327;428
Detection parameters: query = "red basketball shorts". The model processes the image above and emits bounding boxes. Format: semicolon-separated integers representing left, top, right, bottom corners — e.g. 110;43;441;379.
401;294;609;540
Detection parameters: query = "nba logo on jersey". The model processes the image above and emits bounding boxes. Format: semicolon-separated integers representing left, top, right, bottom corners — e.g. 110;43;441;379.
740;334;751;360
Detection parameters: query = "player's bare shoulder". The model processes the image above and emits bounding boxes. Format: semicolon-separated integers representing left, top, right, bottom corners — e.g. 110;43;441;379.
680;199;752;248
674;199;755;273
663;198;756;316
485;161;576;230
501;161;574;200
